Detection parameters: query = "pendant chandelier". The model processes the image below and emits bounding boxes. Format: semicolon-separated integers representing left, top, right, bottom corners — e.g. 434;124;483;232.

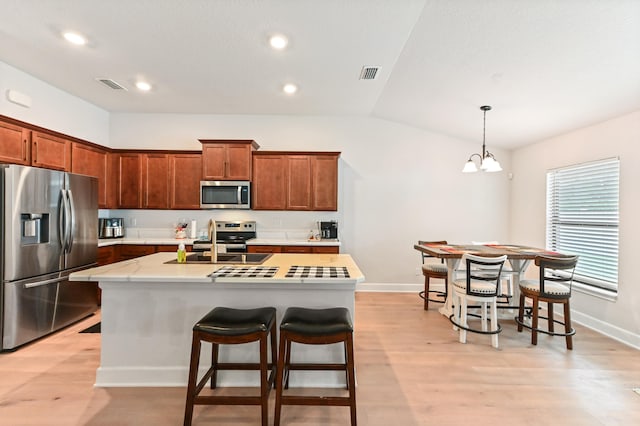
462;105;502;173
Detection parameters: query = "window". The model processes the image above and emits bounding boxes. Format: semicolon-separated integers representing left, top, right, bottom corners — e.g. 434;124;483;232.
546;158;619;293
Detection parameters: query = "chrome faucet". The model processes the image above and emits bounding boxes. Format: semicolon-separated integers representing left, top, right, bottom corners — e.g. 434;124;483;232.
208;219;217;263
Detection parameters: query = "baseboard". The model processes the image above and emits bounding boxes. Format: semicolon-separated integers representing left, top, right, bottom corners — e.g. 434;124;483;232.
356;282;640;350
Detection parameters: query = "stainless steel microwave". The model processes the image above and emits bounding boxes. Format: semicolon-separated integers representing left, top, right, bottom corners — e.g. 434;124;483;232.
200;181;251;209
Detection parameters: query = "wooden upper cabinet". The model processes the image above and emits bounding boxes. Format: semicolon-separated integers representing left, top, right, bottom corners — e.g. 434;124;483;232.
169;153;202;209
200;139;259;180
31;131;72;171
117;153;142;208
287;155;313;210
252;154;287;210
0;120;31;165
252;152;339;211
71;143;109;208
142;154;170;209
311;154;339;211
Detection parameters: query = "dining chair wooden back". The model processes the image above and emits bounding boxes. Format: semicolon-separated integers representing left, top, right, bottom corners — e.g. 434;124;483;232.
515;255;579;350
418;240;448;310
449;253;507;348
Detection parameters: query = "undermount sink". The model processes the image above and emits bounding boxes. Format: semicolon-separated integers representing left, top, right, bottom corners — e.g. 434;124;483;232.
181;252;272;265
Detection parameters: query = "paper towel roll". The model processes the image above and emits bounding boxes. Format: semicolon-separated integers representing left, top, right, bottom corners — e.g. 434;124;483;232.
190;220;197;238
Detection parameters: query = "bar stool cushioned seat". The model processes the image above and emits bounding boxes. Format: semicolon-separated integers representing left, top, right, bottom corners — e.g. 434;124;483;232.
274;307;357;426
184;306;277;426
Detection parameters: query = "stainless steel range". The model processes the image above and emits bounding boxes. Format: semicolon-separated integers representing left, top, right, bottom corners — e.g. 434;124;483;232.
192;220;256;253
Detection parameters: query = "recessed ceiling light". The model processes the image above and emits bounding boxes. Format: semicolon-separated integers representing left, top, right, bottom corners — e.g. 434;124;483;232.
283;84;297;95
63;31;87;46
269;34;288;50
135;81;152;92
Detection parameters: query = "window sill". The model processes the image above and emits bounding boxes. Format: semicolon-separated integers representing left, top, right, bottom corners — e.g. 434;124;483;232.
573;282;617;302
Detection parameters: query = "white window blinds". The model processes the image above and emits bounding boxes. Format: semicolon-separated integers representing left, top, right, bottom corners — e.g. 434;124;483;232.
546;158;619;292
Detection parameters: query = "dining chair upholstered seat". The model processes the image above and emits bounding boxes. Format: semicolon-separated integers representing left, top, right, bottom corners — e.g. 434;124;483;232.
449;253;507;349
518;279;571;296
516;255;579;350
422;263;448;274
274;307;357;426
184;306;277;426
418;240;448;310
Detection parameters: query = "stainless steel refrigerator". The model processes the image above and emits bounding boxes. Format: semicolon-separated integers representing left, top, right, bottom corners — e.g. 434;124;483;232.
1;164;99;351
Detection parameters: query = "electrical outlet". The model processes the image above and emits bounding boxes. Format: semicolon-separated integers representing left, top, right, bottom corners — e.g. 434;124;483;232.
415;267;420;276
130;218;137;226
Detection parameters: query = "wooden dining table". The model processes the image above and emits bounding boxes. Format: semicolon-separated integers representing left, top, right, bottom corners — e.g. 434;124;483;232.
413;243;566;318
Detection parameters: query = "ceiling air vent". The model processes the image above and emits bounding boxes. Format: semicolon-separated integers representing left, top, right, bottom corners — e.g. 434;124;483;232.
96;78;128;90
359;66;380;80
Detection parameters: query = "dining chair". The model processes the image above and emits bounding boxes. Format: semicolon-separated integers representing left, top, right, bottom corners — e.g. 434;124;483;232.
418;240;448;310
471;241;515;304
449;253;507;349
515;255;579;350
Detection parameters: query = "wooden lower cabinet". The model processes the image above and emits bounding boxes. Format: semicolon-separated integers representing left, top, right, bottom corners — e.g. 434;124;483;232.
247;245;282;254
117;244;156;260
156;244;192;253
97;245;117;265
248;245;338;254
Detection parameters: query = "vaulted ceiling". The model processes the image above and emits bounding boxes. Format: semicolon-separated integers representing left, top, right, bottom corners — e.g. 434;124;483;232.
1;0;639;149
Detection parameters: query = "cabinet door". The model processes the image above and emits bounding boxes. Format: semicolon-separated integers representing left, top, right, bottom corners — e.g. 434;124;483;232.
0;120;30;165
247;245;283;254
201;144;226;180
226;144;252;180
312;155;339;211
282;245;312;253
31;132;71;171
71;143;109;208
312;246;340;254
169;154;202;209
97;246;117;265
201;141;254;180
117;244;156;261
252;154;287;209
286;155;313;210
117;153;142;208
142;154;170;209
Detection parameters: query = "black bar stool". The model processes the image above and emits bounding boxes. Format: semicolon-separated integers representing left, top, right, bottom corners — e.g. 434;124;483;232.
274;307;357;426
184;306;277;426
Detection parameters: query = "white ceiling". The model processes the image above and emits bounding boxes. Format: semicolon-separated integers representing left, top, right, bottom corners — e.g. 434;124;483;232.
1;0;639;149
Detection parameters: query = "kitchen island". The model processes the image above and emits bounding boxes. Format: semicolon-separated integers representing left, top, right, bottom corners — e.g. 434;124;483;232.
69;252;364;388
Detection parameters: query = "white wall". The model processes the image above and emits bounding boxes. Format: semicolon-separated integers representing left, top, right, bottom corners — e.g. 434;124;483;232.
110;113;511;287
510;110;640;347
0;61;109;145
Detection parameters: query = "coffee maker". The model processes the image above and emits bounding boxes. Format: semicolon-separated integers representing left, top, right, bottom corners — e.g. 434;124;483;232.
319;221;338;240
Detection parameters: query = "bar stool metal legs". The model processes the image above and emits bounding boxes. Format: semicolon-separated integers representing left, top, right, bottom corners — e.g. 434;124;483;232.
274;307;357;426
183;307;277;426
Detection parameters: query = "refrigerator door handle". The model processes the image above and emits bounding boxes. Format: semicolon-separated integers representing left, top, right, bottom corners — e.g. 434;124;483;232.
24;276;67;288
58;189;68;251
67;189;76;252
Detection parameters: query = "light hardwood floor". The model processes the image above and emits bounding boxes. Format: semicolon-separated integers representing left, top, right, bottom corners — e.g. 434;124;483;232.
1;292;638;425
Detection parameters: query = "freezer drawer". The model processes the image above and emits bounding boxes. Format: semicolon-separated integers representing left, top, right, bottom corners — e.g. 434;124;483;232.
54;279;98;330
2;278;57;350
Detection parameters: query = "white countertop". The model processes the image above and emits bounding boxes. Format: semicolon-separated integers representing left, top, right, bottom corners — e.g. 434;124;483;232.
98;237;340;247
71;252;362;285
